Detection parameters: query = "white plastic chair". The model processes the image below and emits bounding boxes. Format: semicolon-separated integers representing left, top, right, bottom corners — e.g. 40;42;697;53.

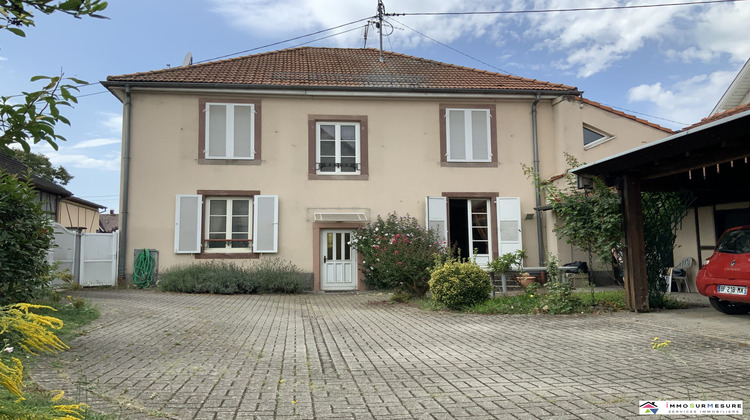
666;257;693;293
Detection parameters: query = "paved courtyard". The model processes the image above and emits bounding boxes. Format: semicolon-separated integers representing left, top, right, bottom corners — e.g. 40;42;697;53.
31;290;750;419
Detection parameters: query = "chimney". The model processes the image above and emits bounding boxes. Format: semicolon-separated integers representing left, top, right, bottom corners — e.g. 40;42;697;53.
110;209;115;215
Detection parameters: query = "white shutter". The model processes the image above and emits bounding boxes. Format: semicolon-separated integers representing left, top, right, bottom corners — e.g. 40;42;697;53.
253;195;278;253
496;197;522;255
426;196;448;248
175;195;202;253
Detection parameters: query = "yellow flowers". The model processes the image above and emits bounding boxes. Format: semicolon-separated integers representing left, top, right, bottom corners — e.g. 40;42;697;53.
0;356;24;397
0;303;68;355
651;337;672;349
51;390;65;402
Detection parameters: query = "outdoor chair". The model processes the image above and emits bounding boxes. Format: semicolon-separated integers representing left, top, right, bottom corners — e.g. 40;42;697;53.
665;257;693;293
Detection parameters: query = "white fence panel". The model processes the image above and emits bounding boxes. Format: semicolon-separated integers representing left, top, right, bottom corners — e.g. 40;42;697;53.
79;231;118;287
51;223;78;286
50;223;118;287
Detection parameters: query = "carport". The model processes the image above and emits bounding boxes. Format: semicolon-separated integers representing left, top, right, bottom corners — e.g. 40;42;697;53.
572;106;750;311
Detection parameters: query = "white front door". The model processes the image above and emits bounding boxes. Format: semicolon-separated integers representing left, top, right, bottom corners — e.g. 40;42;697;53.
321;229;358;291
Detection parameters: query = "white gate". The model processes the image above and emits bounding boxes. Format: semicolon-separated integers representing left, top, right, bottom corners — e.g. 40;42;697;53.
51;223;118;287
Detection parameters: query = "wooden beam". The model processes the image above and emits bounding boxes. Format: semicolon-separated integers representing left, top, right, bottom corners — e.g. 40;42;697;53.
621;174;649;312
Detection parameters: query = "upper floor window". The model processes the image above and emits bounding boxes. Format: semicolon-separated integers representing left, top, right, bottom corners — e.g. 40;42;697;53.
583;124;614;149
308;115;368;180
199;99;262;164
316;122;361;175
440;105;497;167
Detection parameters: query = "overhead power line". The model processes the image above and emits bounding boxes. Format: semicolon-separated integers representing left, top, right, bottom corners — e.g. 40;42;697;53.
388;17;516;76
193;17;373;64
389;0;746;17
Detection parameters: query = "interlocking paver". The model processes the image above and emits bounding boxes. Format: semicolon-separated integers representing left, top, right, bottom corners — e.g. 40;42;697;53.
29;290;750;419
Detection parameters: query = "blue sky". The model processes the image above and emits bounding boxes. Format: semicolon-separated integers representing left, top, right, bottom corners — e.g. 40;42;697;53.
1;0;748;211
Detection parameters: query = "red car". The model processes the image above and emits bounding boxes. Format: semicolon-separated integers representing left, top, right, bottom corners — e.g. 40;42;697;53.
696;225;750;315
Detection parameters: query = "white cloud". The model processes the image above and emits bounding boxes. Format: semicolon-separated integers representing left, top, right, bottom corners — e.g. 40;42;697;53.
72;138;120;149
100;112;123;133
628;70;737;127
27;142;121;171
206;0;750;82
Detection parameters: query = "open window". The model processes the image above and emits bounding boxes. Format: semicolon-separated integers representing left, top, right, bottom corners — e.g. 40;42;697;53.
174;192;278;257
426;194;520;267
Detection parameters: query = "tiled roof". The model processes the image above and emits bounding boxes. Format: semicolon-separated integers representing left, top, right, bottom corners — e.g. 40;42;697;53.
680;102;750;132
106;47;578;93
0;151;72;197
581;98;673;134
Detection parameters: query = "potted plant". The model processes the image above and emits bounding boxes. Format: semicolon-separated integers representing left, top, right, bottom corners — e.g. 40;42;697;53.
489;249;530;287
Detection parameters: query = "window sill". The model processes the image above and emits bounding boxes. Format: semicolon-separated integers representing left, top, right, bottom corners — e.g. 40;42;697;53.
440;161;498;168
194;252;259;259
198;159;261;166
308;174;369;180
584;135;616;150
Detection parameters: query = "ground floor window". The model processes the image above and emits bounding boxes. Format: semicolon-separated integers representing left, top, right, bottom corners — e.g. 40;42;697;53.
205;197;251;252
448;198;490;259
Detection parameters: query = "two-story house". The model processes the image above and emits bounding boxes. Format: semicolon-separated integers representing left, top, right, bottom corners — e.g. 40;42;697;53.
103;47;671;290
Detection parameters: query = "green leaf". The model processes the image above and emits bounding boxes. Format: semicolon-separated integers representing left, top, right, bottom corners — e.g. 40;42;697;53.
7;27;26;37
29;75;50;82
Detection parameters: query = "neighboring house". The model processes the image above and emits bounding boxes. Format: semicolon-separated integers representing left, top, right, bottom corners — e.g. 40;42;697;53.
1;151;73;220
0;152;106;231
711;57;750;116
59;196;106;232
103;47;670;291
99;209;119;233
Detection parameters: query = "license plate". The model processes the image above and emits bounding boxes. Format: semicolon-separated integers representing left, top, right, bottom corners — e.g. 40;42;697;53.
718;285;748;295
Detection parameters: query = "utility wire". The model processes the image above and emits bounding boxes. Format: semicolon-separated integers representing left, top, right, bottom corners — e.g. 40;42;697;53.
596;103;689;126
287;26;366;49
388;17;517;76
390;0;746;17
193;16;373;64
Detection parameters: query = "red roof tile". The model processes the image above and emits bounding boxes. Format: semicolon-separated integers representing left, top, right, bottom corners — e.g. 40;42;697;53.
106;47;578;93
581;98;673;134
680;102;750;132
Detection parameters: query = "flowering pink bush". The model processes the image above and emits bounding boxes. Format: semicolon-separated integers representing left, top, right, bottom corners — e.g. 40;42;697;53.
350;213;443;297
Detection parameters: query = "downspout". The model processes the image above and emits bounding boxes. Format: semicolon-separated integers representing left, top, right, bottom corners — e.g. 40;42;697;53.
117;85;132;283
532;93;545;266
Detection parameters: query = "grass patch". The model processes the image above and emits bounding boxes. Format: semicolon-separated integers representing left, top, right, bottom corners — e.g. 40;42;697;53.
158;259;304;294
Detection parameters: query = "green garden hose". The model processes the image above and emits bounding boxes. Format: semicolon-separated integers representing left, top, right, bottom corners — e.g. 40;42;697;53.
133;249;155;288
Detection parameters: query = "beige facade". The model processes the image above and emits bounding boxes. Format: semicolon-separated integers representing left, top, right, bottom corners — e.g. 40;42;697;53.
119;89;668;289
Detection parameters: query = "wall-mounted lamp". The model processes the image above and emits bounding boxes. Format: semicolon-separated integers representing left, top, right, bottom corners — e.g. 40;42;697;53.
577;175;594;190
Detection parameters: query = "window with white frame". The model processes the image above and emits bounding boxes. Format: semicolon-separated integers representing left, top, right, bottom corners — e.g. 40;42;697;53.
174;193;278;256
316;122;361;174
205;197;251;252
446;108;491;162
205;103;255;159
583;125;614;148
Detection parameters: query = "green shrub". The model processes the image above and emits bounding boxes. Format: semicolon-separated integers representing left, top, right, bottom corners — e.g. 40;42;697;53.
429;260;491;310
0;169;55;305
542;281;581;314
351;213;442;297
158;259;302;294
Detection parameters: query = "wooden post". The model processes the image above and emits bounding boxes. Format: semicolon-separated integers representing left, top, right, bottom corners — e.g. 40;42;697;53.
621;174;649;312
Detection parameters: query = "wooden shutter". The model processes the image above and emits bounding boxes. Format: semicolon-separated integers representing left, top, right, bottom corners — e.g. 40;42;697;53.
496;197;522;255
175;195;202;253
426;196;448;248
253;195;278;253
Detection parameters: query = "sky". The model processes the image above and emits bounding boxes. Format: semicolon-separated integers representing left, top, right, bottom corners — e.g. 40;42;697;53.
1;0;748;212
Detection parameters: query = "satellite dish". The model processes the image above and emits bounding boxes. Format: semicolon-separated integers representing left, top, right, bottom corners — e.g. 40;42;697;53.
182;52;193;67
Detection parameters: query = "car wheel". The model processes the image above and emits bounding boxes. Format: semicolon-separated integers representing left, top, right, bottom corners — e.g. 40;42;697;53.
709;297;750;315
